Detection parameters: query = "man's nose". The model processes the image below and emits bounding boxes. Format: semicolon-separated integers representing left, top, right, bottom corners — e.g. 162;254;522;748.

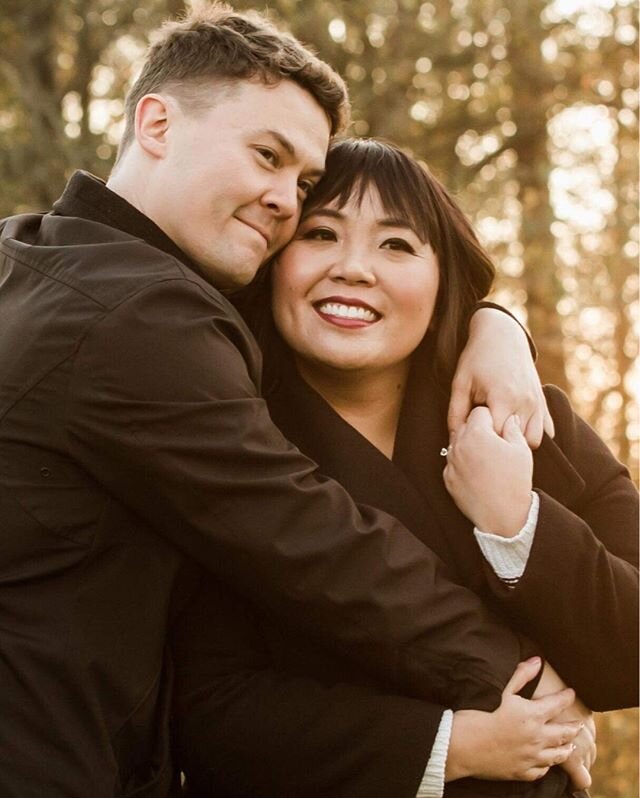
261;174;299;220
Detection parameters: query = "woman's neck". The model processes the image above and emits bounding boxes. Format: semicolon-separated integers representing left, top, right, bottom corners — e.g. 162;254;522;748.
295;358;410;459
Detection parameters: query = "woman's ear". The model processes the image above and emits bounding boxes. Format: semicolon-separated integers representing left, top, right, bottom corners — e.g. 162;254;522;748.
134;94;172;159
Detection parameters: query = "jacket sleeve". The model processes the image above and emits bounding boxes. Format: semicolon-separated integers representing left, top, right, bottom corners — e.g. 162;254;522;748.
483;385;638;710
171;577;441;798
66;279;530;709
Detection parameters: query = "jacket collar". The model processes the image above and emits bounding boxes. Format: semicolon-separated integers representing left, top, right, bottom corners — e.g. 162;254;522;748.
51;171;202;277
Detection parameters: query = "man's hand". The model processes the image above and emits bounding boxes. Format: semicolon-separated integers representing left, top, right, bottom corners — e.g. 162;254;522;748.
533;663;596;790
444;408;533;536
448;307;554;448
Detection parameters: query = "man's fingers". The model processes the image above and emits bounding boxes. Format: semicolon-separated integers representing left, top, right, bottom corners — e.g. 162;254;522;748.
561;758;592;790
523;408;544;449
447;380;472;435
542;398;555;439
503;657;542;695
502;413;527;445
481;397;510;436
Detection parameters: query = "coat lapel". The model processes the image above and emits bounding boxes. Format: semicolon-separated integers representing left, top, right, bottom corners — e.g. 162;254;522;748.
393;363;489;590
267;362;430;540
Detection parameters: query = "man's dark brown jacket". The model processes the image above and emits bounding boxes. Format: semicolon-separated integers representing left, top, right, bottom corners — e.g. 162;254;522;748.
0;173;531;797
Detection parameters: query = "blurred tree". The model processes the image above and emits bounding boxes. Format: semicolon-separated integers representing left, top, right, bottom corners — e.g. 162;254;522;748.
0;1;637;793
0;0;186;213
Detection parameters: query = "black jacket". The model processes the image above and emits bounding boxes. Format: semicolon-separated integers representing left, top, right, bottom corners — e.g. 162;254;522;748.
0;172;533;797
173;346;638;798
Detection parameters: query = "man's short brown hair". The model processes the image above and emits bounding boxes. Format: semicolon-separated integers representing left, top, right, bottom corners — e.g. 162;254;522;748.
117;2;350;159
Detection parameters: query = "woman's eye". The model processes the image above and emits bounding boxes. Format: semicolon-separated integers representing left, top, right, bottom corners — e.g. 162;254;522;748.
301;227;337;242
382;237;415;254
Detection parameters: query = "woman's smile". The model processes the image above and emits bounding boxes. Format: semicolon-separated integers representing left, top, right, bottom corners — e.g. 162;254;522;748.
313;296;382;327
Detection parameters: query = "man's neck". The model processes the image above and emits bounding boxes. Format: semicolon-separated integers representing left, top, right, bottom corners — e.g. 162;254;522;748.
295;358;410;459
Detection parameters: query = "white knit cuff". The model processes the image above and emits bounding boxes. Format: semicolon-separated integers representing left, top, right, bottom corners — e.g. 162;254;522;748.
473;491;539;587
416;709;453;798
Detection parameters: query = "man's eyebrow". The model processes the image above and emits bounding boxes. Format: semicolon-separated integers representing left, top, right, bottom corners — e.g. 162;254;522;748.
264;129;295;156
262;129;325;176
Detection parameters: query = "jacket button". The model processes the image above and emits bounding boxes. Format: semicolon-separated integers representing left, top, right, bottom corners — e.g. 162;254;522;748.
40;467;51;478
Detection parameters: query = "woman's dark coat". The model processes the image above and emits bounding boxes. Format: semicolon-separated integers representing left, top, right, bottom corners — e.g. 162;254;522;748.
173;347;638;798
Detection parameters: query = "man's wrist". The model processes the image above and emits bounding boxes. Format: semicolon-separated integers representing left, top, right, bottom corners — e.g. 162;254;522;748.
471;302;537;360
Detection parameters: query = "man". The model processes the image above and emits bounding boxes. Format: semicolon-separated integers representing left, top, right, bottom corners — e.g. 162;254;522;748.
0;4;554;796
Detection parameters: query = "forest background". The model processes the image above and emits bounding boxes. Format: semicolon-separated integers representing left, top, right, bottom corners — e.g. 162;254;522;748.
0;0;637;794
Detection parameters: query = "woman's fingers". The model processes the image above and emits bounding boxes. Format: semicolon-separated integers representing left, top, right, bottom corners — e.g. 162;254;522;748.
521;766;551;782
543;720;583;747
538;742;578;768
533;686;576;720
523;407;544;449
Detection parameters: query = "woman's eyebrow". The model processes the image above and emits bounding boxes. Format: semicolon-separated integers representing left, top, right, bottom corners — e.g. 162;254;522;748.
378;216;416;232
302;208;344;221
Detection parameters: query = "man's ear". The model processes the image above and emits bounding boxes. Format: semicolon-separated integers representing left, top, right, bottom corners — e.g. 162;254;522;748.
134;94;172;159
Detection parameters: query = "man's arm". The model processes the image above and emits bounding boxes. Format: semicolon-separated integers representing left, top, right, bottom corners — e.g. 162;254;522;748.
172;577;442;798
449;305;554;447
66;279;530;708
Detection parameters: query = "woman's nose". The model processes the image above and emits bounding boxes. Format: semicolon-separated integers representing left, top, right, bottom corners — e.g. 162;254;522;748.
328;252;376;285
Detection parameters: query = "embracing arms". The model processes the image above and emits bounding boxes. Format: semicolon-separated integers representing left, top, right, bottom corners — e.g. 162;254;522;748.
67;280;541;707
444;386;639;710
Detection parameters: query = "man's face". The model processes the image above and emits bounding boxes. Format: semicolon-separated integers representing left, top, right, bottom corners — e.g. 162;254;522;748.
149;80;331;289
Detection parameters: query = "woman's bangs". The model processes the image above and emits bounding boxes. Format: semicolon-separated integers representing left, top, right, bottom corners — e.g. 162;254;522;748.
303;142;433;244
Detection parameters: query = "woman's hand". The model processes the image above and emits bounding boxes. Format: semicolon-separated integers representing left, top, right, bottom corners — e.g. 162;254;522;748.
444;407;533;536
448;307;554;448
445;657;582;783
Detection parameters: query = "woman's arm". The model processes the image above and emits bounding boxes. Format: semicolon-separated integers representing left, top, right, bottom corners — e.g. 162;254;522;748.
443;386;639;709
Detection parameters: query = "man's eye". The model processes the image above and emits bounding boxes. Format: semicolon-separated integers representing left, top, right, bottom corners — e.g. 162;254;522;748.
301;227;336;242
257;147;279;166
382;237;415;254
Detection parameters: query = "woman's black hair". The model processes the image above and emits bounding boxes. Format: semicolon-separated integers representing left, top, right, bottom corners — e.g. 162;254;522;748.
233;137;496;388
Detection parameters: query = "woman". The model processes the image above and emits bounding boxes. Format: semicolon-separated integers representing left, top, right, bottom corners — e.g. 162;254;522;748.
172;139;638;798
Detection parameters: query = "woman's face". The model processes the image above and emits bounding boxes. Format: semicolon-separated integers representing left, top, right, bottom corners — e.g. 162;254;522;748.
272;185;440;377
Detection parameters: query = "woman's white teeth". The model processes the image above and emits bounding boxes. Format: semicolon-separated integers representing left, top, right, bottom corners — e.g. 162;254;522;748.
318;302;378;322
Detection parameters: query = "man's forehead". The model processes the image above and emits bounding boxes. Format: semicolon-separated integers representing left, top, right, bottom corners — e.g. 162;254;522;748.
226;80;331;169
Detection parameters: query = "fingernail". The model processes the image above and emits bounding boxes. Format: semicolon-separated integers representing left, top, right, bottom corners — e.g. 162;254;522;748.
527;656;541;665
513;414;521;426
